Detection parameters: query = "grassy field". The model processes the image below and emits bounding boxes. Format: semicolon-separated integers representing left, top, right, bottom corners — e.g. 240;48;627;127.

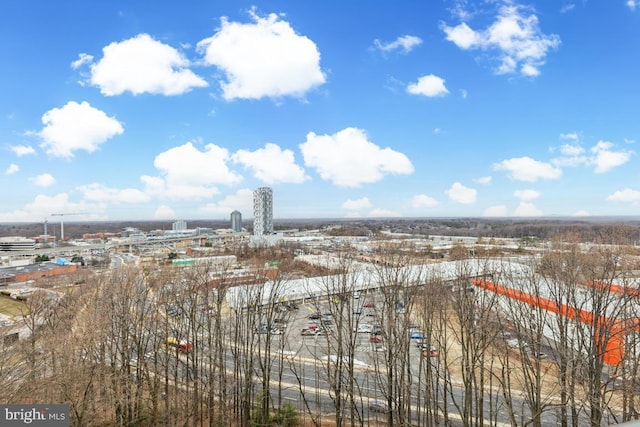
0;295;27;317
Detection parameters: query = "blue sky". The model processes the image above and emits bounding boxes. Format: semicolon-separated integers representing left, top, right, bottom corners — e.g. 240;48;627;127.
2;0;640;223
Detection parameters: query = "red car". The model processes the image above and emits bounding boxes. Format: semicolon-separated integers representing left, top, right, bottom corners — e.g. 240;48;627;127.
369;334;383;343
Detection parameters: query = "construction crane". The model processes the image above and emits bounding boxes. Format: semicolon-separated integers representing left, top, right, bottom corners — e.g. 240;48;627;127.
50;212;86;241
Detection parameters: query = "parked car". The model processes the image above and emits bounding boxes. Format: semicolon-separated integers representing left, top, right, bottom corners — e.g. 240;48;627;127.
308;312;321;320
354;324;373;333
353;308;363;315
273;318;287;326
369;334;383;343
363;301;375;308
410;331;424;340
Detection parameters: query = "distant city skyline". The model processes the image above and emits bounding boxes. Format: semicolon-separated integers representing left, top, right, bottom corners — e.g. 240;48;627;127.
1;1;640;222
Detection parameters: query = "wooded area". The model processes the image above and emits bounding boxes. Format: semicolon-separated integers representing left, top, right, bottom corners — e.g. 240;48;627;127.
1;235;640;426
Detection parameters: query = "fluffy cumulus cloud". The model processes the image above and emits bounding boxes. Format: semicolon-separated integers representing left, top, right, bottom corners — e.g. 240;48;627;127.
493;156;562;182
232;143;308;184
407;74;449;97
10;145;35;156
590;141;632;173
627;0;639;11
37;101;124;158
143;142;242;200
374;35;422;54
5;164;19;175
446;182;476;203
483;205;508;217
342;197;372;210
411;194;439;208
300;127;414;187
0;193;101;222
77;183;151;204
84;34;208;96
514;202;542;216
30;173;56;187
199;189;254;217
197;10;325;100
607;189;640;203
442;2;560;77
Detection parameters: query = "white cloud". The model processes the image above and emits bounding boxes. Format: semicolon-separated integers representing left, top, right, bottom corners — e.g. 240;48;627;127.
300;127;414;187
606;188;640;203
10;145;36;156
154;205;176;220
77;183;151;204
198;189;254;217
410;194;439;208
368;208;402;218
558;143;584;157
552;143;587;168
442;22;479;49
514;189;540;201
87;34;207;96
560;4;576;13
590;140;632;173
442;3;560;77
5;164;19;175
30;173;56;187
493;156;562;182
446;182;476;203
483;205;508;217
514;201;542;216
552;140;632;172
474;176;492;185
0;193;102;222
143;142;242;200
374;35;422;54
560;132;579;141
407;74;449;97
460;89;468;99
232;143;308;184
70;53;93;69
627;0;639;11
197;10;325;100
572;210;589;217
37;101;124;158
342;197;372;210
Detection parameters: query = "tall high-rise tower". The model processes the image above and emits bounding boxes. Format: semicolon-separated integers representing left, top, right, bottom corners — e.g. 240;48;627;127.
230;210;242;232
253;187;273;236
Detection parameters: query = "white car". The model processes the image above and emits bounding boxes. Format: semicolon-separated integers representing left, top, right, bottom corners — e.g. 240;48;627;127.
354;324;373;333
